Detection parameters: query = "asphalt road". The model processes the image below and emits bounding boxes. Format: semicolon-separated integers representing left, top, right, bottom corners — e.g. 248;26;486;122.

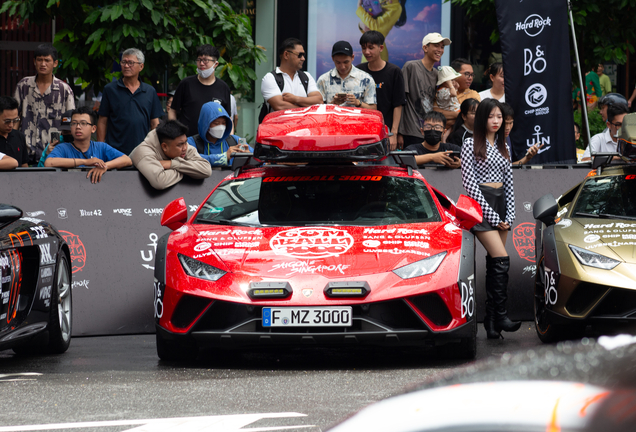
0;323;542;432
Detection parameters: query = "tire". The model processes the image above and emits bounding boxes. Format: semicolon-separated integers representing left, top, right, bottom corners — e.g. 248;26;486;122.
47;253;73;353
13;253;72;355
534;255;583;343
156;332;198;362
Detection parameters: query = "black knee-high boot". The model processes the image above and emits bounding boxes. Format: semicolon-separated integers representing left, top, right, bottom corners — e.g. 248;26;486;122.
483;256;501;339
491;256;521;333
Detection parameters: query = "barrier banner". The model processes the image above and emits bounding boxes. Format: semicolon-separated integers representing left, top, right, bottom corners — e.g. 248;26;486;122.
495;0;577;164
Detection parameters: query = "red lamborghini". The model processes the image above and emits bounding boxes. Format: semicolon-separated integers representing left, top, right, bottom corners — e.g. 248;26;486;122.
153;105;482;361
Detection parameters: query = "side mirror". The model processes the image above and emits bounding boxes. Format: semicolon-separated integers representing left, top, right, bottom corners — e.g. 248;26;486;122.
533;193;558;226
0;204;23;225
160;197;188;231
454;195;482;231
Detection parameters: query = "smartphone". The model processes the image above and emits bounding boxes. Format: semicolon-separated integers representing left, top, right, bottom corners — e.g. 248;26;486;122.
449;151;461;158
238;137;249;151
50;132;60;143
336;93;348;98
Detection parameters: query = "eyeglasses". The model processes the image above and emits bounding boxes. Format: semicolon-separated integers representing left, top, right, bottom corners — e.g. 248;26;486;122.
2;118;20;125
70;121;93;128
462;72;475;78
121;60;142;67
286;51;306;59
422;125;444;132
196;58;217;65
611;121;623;128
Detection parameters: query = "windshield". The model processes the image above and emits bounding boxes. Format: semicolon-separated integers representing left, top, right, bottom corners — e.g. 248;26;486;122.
573;174;636;218
196;175;441;226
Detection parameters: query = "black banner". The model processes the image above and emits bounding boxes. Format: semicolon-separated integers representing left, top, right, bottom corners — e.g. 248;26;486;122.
495;0;577;164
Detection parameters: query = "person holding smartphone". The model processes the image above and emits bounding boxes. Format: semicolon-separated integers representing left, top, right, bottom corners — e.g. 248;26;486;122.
403;111;461;169
460;98;520;340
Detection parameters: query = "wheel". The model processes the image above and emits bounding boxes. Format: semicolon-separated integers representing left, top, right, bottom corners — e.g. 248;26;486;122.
13;253;72;355
534;255;583;343
48;253;73;353
156;332;198;362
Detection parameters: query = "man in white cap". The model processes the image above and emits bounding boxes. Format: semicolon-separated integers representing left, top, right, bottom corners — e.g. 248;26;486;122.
398;32;452;148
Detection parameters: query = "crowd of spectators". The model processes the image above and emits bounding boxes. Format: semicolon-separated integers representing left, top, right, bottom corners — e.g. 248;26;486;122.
4;33;630;187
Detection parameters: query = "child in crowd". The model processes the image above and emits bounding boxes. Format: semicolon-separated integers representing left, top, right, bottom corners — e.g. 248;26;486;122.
435;66;461;113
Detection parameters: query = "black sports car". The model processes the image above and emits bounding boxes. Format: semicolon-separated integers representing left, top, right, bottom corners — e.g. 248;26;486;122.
0;204;72;354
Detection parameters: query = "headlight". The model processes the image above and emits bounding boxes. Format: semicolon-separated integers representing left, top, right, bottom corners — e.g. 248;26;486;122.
178;254;226;281
568;245;620;270
393;252;447;279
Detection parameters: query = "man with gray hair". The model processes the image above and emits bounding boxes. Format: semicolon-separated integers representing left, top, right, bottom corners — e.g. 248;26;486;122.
97;48;164;155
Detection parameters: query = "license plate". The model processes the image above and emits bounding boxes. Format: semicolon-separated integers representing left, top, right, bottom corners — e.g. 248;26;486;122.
262;307;352;327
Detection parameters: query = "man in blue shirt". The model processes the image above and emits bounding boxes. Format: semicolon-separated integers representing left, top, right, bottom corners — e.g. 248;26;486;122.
187;101;250;166
96;48;164;155
45;106;132;183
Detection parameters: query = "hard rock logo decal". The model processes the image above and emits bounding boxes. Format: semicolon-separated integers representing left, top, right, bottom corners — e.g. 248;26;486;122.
512;223;535;263
270;227;354;259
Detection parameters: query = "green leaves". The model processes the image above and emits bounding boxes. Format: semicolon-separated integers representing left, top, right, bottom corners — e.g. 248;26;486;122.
4;0;265;97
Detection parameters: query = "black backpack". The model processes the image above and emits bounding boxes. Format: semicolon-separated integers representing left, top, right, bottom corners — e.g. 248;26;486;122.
191;133;237;154
258;69;310;124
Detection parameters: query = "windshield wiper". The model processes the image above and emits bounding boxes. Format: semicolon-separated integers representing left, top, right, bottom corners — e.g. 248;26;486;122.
195;218;259;227
575;212;636;220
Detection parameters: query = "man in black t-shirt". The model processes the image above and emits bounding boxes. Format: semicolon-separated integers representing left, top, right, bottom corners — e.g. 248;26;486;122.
169;45;232;137
404;111;461;169
357;31;406;151
0;96;29;166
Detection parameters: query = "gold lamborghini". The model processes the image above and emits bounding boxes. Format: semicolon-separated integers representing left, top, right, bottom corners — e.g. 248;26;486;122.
533;160;636;342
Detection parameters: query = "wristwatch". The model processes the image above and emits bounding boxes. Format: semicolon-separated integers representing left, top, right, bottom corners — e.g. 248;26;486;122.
355;99;361;107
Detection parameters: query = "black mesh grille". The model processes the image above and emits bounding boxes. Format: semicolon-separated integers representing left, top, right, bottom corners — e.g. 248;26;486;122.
590;288;636;318
191;299;427;333
566;282;610;315
171;295;212;329
408;293;453;327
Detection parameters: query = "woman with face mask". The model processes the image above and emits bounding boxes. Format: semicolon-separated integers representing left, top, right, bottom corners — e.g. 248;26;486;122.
403;111;462;168
186;101;251;167
460;98;519;340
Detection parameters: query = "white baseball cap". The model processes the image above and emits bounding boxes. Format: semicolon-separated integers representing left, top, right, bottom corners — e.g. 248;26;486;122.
437;66;462;86
422;32;451;47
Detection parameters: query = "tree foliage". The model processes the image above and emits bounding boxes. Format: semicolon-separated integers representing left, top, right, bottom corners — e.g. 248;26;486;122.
0;0;266;96
447;0;636;71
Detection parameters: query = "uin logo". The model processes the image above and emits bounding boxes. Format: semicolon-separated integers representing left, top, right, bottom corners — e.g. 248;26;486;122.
525;84;547;108
515;14;552;37
141;233;159;270
526;125;551;154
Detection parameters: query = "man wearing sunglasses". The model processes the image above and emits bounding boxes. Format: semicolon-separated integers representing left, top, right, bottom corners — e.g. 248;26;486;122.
260;38;322;117
0;96;28;167
170;44;232;137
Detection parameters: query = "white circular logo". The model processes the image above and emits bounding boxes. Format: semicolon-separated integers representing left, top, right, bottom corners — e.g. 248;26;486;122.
363;240;381;248
525;84;548;108
584;234;600;243
522;14;550;37
270;227;354;258
194;242;212;252
556;219;572;228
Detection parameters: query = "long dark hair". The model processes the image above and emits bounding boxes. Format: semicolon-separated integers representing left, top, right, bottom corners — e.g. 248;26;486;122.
395;0;407;27
451;98;479;134
472;98;508;161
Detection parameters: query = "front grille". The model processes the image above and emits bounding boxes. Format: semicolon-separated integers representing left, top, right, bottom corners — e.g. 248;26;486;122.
171;295;212;329
408;293;453;327
590;288;636;318
191;299;428;333
566;282;610;315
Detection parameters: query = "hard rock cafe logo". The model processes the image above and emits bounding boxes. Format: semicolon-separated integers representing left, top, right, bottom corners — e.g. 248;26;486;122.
58;230;87;273
512;223;535;263
515;14;552;37
269;227;354;259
